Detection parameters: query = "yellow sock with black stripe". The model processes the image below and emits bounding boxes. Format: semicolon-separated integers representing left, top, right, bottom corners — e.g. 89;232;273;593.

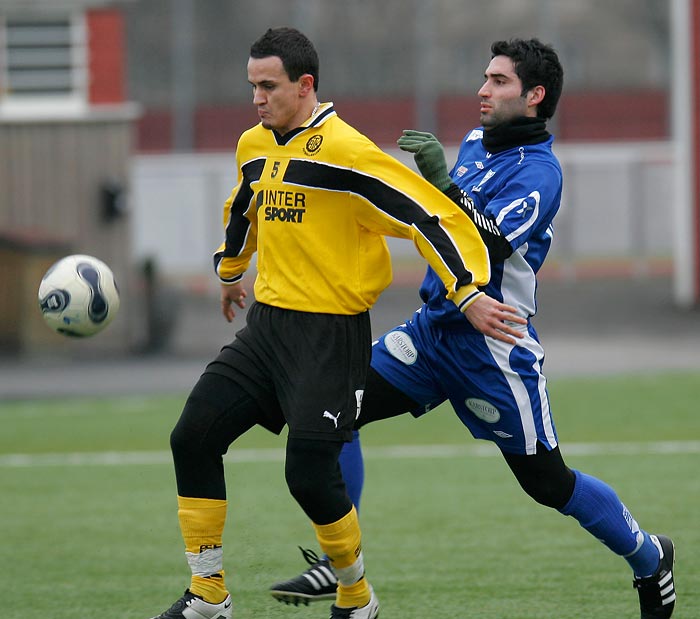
312;506;370;608
177;496;229;604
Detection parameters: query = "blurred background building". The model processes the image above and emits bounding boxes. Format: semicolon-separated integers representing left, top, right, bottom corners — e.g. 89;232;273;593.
123;0;670;150
0;0;698;357
0;0;137;355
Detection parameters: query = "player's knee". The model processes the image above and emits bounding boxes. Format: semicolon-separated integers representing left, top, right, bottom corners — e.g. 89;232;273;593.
170;373;258;462
517;462;576;509
170;396;207;460
505;445;576;509
520;475;573;509
284;464;319;506
284;440;333;502
285;437;350;523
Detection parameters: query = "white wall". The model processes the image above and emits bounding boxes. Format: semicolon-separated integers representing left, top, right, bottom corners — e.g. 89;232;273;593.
129;141;674;289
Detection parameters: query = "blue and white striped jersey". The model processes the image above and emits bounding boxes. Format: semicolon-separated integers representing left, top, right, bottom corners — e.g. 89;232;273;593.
419;127;563;327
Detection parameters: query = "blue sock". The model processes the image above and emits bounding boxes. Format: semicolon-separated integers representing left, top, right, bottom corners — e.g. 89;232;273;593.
339;430;364;512
625;531;664;577
559;470;660;577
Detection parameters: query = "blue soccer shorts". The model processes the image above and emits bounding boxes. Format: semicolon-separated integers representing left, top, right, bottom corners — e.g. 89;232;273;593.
370;307;559;455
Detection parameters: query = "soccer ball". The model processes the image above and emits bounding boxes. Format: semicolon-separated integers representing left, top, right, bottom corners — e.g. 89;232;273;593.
38;254;120;337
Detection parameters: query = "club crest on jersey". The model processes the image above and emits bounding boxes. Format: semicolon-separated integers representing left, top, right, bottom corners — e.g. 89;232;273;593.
304;134;323;156
465;398;500;423
384;330;417;365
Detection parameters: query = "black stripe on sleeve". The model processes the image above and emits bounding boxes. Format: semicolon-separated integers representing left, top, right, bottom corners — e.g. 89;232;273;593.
284;159;474;288
213;158;265;276
223;158;265;255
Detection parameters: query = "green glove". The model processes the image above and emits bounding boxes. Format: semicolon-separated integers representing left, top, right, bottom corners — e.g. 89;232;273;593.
397;129;452;191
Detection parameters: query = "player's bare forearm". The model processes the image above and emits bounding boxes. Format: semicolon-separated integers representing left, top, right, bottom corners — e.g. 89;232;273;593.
463;294;527;344
220;282;247;323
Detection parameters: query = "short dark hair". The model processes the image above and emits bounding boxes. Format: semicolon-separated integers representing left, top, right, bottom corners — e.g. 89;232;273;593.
250;27;319;92
490;38;563;120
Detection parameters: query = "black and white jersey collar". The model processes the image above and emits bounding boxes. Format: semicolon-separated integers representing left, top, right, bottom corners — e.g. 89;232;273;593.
272;102;336;146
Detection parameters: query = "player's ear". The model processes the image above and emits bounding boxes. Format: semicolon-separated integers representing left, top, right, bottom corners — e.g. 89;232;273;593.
298;73;315;96
528;85;545;108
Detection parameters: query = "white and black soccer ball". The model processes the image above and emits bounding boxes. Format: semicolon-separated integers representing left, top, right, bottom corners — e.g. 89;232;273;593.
38;254;120;337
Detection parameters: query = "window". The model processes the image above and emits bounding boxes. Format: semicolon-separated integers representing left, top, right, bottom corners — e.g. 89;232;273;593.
0;14;87;113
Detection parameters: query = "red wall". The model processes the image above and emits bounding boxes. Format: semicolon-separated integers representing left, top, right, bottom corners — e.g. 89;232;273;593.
134;90;669;153
79;9;667;150
87;9;125;104
556;90;667;141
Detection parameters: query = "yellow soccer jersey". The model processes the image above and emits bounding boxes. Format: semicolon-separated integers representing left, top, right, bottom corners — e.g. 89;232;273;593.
214;103;490;315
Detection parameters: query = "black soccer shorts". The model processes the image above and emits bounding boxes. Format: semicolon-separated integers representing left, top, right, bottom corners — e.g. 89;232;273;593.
205;301;371;442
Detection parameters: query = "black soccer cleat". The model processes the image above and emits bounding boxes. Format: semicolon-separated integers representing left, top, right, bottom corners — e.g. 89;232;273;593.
633;535;676;618
148;589;232;619
270;546;338;605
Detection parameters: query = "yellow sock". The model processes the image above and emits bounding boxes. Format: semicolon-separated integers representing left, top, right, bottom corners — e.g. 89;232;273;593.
177;496;229;603
190;573;227;604
336;577;370;608
312;506;370;608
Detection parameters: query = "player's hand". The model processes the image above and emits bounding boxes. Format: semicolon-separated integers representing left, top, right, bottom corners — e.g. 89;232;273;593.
220;282;247;323
397;129;452;191
462;294;528;344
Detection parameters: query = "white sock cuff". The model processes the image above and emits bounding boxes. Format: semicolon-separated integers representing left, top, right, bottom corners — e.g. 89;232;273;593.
333;550;365;586
185;546;223;576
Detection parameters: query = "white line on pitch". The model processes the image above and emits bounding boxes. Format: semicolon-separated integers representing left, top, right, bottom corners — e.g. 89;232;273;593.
1;441;699;468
